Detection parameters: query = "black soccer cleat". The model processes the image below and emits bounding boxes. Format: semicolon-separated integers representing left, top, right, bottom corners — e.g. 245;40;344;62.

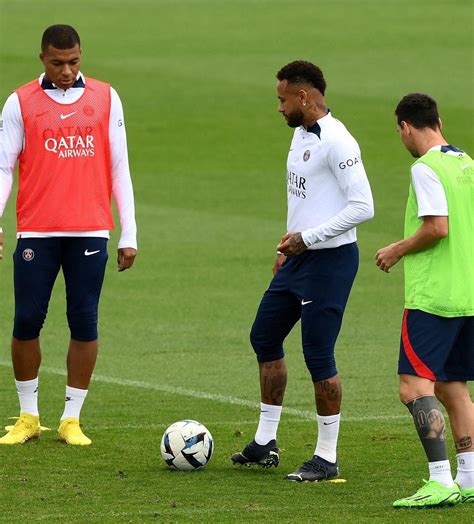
231;439;280;468
285;455;339;482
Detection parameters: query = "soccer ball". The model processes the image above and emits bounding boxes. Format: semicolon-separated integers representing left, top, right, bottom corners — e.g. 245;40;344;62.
161;420;214;471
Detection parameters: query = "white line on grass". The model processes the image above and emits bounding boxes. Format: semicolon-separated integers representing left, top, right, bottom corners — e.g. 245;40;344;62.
0;361;406;423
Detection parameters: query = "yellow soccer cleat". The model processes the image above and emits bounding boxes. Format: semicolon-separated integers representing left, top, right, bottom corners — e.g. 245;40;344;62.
58;417;91;446
0;413;41;445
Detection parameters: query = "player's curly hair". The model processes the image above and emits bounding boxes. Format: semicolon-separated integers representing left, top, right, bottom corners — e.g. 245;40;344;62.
276;61;326;95
41;25;80;52
395;93;440;130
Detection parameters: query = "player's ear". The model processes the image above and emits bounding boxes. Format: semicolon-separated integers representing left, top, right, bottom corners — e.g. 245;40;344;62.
400;121;410;135
298;89;307;107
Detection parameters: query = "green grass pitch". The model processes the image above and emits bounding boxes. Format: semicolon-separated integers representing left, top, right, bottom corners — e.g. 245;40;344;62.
0;0;473;521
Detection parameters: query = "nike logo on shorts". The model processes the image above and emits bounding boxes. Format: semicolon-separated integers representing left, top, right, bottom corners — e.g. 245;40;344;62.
60;111;76;120
84;249;100;256
301;300;313;306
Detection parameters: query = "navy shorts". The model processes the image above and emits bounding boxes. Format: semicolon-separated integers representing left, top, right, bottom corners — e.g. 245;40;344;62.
398;309;474;382
250;243;359;382
13;237;108;341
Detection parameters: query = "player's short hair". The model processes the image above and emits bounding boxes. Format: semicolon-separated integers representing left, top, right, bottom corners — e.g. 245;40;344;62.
276;60;326;95
41;25;81;52
395;93;440;130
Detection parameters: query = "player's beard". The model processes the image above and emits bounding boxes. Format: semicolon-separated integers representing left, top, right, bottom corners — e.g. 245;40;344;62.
285;109;305;128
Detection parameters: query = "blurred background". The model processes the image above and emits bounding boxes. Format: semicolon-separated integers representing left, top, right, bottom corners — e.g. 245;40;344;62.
0;1;472;521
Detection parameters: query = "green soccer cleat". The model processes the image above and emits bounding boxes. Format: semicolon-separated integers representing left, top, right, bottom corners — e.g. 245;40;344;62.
393;479;461;509
456;483;474;504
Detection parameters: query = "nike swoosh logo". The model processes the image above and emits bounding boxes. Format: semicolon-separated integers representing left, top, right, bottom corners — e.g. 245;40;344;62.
323;421;337;425
60;111;76;120
301;300;313;306
35;111;49;118
84;249;100;256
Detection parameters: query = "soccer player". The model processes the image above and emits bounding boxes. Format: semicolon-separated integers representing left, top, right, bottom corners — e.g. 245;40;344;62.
376;93;473;507
231;61;374;481
0;25;137;445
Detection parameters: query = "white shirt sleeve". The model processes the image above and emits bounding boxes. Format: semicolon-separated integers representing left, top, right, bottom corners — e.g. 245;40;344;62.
0;93;23;217
301;135;374;246
109;87;137;249
410;162;448;217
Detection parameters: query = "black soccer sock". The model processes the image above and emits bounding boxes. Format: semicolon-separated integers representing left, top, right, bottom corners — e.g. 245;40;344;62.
405;395;448;463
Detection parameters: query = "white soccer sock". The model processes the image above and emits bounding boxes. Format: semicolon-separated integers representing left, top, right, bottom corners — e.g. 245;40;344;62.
254;403;282;445
429;460;454;488
60;385;88;421
314;413;340;464
15;377;39;416
455;452;474;489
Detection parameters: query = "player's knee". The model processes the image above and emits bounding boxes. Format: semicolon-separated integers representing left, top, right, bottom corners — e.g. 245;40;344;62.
434;382;448;405
249;323;263;351
13;310;45;340
67;310;98;342
435;381;468;409
399;383;412;404
69;322;98;342
303;345;336;382
249;326;284;362
307;363;337;383
398;374;433;404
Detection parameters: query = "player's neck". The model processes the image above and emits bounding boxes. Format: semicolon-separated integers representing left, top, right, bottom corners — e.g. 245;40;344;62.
303;106;328;129
416;131;448;157
303;92;327;129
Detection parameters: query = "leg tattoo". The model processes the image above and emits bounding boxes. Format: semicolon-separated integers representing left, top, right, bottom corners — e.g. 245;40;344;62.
456;436;472;453
314;376;341;416
406;395;448;462
259;359;287;405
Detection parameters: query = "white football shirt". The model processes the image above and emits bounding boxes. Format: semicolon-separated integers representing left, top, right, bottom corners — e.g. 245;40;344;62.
411;145;450;217
0;72;137;249
286;112;374;249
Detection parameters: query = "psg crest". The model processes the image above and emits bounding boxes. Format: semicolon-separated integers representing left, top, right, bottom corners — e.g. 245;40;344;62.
303;150;311;161
22;248;35;261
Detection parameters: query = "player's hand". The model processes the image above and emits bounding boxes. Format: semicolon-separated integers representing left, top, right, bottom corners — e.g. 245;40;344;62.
277;232;307;256
375;243;402;273
272;253;287;275
117;247;137;272
0;227;3;261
